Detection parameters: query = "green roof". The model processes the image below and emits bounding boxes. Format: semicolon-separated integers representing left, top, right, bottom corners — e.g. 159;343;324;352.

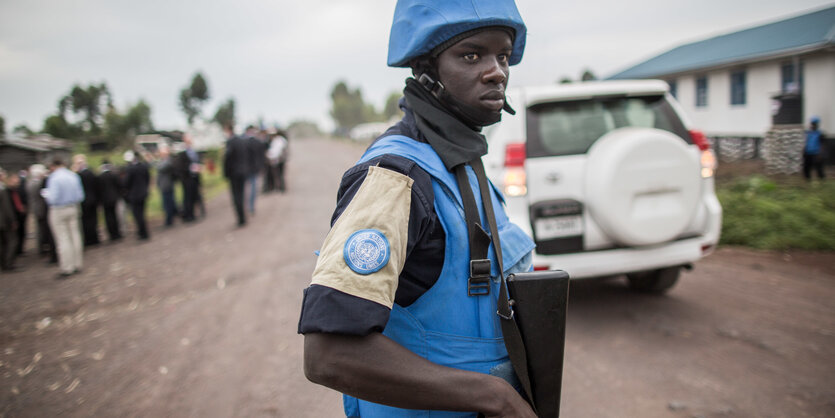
609;6;835;79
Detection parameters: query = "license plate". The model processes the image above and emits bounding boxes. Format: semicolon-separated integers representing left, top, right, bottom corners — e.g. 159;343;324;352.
534;215;583;240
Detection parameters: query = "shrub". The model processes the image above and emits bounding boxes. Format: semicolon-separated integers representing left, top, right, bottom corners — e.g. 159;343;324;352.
718;176;835;250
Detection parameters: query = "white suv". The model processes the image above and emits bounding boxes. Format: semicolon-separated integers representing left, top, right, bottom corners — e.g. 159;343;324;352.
484;80;722;293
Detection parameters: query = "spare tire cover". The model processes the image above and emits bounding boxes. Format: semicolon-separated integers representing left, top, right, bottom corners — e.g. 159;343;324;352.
585;127;701;246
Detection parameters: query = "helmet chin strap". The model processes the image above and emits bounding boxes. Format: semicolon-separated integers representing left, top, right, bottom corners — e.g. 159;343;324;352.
417;73;513;128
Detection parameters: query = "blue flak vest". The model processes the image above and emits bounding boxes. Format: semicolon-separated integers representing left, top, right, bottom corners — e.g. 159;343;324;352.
343;135;535;417
805;130;822;155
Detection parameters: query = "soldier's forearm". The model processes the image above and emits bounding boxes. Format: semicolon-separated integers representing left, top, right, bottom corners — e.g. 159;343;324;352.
303;332;520;415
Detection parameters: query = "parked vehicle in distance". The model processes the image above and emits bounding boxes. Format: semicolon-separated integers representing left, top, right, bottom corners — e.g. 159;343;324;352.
484;80;722;293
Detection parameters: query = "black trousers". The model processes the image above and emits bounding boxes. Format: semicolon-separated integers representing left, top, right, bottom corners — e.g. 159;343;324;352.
103;204;121;240
37;216;57;261
81;204;100;246
130;198;149;239
182;176;199;221
14;212;26;254
229;176;247;226
803;154;825;180
275;162;286;192
263;163;276;192
0;227;18;270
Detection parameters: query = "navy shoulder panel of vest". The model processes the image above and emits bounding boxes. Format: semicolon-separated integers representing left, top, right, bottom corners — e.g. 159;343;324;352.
336;154;434;225
298;284;391;336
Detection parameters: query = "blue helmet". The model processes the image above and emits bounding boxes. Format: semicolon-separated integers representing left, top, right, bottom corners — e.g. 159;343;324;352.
811;116;820;124
387;0;527;68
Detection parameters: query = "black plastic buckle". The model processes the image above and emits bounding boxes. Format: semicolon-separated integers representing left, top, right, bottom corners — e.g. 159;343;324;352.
467;259;492;296
418;73;445;96
497;300;515;320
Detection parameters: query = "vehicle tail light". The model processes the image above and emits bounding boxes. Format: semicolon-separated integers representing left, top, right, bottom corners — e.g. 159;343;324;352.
689;130;716;178
504;143;526;167
533;265;549;271
700;149;717;178
689;129;710;151
503;143;527;196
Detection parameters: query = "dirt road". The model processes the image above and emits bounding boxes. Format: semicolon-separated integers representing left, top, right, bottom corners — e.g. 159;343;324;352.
1;137;833;417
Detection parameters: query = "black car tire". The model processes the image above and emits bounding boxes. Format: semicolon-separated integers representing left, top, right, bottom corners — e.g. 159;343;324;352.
627;267;680;294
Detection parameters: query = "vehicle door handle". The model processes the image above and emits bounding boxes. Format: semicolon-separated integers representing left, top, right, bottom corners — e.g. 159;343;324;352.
546;172;560;183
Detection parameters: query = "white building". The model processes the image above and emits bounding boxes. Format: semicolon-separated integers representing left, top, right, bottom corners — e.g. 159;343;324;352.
185;119;226;151
609;6;834;139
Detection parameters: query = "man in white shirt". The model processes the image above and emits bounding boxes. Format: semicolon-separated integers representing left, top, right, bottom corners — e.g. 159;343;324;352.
43;159;85;279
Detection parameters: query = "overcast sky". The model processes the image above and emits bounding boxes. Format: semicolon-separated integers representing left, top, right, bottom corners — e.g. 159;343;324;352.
1;0;833;133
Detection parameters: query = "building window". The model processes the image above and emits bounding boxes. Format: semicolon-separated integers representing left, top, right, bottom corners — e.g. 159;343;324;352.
668;80;677;99
695;76;708;107
781;62;804;93
730;70;746;105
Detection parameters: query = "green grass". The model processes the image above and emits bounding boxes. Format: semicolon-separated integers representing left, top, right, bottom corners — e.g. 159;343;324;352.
717;176;835;251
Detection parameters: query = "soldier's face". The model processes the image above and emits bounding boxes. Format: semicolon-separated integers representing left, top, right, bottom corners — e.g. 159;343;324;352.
435;29;513;115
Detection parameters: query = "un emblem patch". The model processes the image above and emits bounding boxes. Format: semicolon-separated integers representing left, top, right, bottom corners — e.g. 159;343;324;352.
343;229;390;275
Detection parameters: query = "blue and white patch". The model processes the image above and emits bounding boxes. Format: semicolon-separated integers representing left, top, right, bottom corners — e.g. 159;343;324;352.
343;229;390;275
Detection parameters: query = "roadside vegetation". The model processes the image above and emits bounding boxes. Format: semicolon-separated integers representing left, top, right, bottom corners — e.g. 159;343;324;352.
717;174;835;251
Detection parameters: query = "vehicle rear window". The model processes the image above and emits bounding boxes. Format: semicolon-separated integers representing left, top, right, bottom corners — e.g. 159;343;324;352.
526;95;690;157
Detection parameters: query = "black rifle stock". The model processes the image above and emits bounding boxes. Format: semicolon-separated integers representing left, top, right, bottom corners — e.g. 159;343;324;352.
507;270;570;417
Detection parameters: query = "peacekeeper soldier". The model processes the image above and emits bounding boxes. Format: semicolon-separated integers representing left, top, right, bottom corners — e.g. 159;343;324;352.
299;0;536;416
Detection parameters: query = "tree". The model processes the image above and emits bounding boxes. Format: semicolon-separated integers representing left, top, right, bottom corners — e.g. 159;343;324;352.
123;100;154;135
42;114;79;139
0;114;5;135
558;77;573;84
103;99;154;148
330;81;368;134
102;109;125;147
382;92;403;120
179;72;211;125
287;119;322;138
363;103;382;123
12;124;34;136
41;82;153;147
62;83;112;134
581;69;597;81
213;98;236;128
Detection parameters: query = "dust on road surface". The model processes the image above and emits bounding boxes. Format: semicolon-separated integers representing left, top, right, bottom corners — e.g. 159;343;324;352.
1;137;833;417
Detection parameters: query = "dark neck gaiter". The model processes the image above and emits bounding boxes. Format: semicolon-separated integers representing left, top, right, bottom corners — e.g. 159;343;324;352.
403;78;489;170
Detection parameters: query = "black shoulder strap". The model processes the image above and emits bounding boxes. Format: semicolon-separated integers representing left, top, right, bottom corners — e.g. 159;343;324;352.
453;164;492;296
453;159;537;414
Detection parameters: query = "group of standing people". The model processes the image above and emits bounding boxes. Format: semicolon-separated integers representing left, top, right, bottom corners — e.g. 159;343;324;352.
0;134;212;279
0;158;87;278
1;125;288;277
223;125;289;227
151;134;207;228
68;151;154;247
0;154;152;278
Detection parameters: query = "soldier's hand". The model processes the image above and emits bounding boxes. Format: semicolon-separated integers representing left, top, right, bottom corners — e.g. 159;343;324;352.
483;379;537;418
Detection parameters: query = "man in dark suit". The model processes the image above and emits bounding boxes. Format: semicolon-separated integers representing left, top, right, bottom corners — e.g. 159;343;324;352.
8;172;27;256
98;160;123;241
223;124;251;227
245;126;266;215
177;133;202;223
0;169;21;271
123;151;150;240
73;154;100;247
